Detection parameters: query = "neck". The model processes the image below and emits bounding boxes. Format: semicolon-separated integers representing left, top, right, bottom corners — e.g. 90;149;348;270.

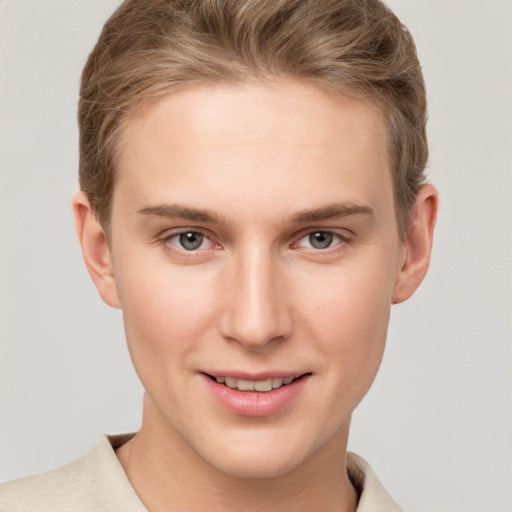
117;396;358;512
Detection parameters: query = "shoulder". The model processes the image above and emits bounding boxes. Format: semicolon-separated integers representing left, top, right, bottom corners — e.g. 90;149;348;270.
0;434;145;512
347;452;404;512
0;450;95;512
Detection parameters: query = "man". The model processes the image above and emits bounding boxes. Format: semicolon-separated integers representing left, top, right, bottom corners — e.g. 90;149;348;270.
0;0;437;510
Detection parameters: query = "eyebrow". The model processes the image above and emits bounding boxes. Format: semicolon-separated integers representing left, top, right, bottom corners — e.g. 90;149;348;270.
137;201;373;225
290;202;374;223
137;204;228;225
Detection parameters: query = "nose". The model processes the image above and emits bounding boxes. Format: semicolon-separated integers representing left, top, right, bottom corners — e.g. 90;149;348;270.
219;248;293;350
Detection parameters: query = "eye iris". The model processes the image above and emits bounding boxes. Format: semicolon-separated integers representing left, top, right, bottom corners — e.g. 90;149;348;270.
309;232;333;249
179;232;203;250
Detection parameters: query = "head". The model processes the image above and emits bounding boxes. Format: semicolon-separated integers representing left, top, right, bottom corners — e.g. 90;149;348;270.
78;0;428;241
73;0;437;481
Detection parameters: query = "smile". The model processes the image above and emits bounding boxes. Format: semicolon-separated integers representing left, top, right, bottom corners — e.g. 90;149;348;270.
213;376;297;392
203;372;311;416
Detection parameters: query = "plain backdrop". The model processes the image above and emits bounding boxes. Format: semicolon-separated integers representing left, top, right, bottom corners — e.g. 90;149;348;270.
1;1;511;511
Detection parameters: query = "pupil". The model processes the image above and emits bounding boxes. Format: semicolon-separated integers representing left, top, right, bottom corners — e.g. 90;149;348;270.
309;232;333;249
180;232;203;250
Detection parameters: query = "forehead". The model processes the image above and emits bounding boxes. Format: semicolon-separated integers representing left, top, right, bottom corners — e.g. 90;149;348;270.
114;80;393;222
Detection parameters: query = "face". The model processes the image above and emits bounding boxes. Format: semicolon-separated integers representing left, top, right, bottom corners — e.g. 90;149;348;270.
106;81;405;477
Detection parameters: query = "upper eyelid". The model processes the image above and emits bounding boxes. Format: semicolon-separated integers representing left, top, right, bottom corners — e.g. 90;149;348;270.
159;227;213;240
294;227;354;241
296;231;348;244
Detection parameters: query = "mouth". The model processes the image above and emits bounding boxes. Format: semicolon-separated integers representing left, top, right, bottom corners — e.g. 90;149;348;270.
204;374;309;393
202;372;311;416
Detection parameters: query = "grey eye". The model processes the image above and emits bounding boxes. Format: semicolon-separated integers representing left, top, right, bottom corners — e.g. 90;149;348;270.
179;232;204;250
308;232;334;249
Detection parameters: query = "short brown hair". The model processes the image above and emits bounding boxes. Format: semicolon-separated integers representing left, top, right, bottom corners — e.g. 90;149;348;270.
79;0;428;239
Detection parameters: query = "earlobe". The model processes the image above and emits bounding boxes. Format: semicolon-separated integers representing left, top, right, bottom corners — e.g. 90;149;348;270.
72;191;121;309
392;184;438;304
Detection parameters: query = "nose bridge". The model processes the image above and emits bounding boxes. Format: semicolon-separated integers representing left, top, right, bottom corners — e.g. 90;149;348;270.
220;243;291;348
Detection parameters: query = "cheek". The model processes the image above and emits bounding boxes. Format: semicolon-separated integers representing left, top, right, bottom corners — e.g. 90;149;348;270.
305;279;391;426
115;257;219;371
297;258;396;375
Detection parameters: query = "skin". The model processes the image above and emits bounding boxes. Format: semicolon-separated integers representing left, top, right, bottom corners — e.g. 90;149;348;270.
74;80;437;511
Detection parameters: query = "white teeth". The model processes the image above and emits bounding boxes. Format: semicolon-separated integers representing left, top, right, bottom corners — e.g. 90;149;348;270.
224;377;238;388
237;379;255;391
272;378;284;389
254;379;273;392
215;376;295;392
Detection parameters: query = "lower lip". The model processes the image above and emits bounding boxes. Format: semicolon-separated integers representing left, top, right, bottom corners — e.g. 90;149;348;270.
202;374;310;417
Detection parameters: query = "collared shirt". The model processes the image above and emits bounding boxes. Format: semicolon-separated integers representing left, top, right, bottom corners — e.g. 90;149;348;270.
0;434;403;511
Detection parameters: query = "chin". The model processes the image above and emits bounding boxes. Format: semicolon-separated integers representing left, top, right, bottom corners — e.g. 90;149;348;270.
193;429;323;480
203;449;306;480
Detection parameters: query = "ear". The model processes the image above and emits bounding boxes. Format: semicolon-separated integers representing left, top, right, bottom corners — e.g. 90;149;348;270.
72;191;121;309
392;184;438;304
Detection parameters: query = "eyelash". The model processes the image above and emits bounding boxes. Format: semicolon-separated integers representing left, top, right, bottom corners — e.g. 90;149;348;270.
291;231;352;252
157;228;353;256
158;229;220;256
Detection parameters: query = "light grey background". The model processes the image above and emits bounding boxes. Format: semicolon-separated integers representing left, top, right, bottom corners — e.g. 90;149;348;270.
1;1;511;511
